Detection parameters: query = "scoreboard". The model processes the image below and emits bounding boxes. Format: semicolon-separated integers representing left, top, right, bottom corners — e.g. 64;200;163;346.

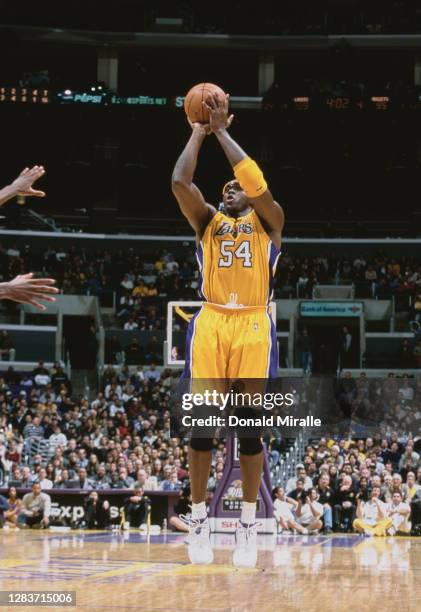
0;86;421;112
0;87;50;104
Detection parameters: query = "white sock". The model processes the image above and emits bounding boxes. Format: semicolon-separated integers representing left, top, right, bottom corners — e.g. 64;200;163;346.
191;502;207;520
241;501;256;525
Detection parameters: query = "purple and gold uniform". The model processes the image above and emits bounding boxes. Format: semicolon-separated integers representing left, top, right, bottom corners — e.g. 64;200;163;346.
183;209;280;379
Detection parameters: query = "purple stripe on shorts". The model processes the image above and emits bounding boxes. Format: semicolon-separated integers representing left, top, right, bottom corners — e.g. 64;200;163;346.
268;312;279;378
196;243;206;301
268;242;280;303
182;309;201;379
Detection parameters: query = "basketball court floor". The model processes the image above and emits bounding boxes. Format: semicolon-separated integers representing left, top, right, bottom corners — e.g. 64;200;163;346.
1;531;420;611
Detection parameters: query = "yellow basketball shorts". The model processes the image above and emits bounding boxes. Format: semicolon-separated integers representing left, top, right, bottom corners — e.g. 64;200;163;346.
182;302;278;380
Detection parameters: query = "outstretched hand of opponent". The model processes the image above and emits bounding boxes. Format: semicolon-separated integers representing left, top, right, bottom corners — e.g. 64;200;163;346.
203;93;234;133
12;166;46;198
0;273;59;311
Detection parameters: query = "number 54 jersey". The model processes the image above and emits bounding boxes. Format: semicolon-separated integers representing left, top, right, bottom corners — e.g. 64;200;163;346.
197;209;281;308
183;209;281;379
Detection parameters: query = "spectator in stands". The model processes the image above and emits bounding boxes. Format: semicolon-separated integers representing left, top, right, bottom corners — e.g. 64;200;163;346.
117;291;135;320
0;331;16;361
121;274;133;292
124;316;138;331
353;486;392;536
381;441;401;472
327;465;340;489
295;488;323;534
5;440;20;467
285;463;313;495
84;491;111;529
315;473;334;533
2;486;22;529
145;336;163;365
34;370;51;388
73;468;93;490
20;466;33;488
37;468;53;490
53;468;72;489
296;329;312;375
333;475;357;532
105;337;124;365
160;469;182;491
336;371;357;419
399;446;420;476
398;378;414;401
32;360;49;377
21;483;51;528
134;468;158;491
123;486;151;528
124;338;144;365
115;467;134;488
384;473;404;502
51;367;70;393
405;472;420;500
93;465;111;489
144;363;161;383
105;380;122;400
386;491;411;535
49;424;67;447
272;486;308;534
340;326;354;369
131;365;145;383
23;416;44;439
287;476;307;500
410;487;421;531
365;265;377;282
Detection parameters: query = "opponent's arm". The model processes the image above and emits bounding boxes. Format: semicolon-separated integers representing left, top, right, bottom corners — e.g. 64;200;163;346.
0;166;46;207
0;273;58;311
205;94;284;236
171;123;216;235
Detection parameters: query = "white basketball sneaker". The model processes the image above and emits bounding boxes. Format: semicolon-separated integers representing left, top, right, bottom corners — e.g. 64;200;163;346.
233;521;258;568
181;515;214;565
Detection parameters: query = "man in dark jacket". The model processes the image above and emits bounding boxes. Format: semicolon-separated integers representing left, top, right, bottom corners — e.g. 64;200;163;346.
333;475;357;531
123;486;151;528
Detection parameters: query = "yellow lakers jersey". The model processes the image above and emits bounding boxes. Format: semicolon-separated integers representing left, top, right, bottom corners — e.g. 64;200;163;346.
197;210;281;307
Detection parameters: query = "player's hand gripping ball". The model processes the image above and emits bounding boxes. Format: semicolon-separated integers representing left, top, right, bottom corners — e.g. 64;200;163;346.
184;82;226;124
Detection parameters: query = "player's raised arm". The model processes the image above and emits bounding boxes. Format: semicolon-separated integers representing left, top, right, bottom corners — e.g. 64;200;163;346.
205;94;284;239
171;122;216;236
0;166;46;207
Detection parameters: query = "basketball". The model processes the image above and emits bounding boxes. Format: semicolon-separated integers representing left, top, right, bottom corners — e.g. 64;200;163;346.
184;82;226;124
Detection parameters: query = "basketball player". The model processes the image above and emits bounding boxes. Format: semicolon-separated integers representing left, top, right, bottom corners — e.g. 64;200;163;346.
0;166;58;308
172;92;284;567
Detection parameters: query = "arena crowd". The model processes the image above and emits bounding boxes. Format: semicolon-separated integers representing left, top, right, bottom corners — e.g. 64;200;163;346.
1;243;421;329
0;358;419;535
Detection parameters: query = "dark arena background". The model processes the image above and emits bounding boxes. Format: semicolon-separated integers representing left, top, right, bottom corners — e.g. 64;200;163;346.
0;2;421;611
